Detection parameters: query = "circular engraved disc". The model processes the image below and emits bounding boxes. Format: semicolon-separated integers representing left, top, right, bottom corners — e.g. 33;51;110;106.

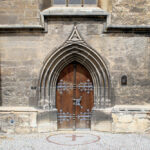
47;133;100;146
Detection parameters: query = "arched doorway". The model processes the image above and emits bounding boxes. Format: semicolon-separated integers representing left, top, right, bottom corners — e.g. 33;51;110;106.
56;62;94;130
37;26;112;131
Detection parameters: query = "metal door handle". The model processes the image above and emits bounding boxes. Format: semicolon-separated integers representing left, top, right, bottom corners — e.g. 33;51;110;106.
73;96;83;108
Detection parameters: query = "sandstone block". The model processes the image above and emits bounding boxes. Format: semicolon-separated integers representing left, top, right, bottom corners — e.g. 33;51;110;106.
118;115;133;123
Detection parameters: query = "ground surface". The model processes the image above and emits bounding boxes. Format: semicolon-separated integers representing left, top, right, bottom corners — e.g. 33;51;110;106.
0;131;150;150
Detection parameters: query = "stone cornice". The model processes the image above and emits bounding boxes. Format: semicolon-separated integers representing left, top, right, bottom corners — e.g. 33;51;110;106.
0;25;45;33
104;24;150;34
0;7;150;34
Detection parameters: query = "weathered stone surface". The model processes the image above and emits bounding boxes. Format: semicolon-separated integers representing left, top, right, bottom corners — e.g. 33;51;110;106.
87;24;102;35
91;108;112;132
0;107;38;133
0;0;40;25
0;1;150;133
111;0;150;25
0;22;149;106
118;115;133;123
92;121;112;132
37;109;57;132
0;15;18;24
39;0;51;10
0;0;149;26
112;106;150;133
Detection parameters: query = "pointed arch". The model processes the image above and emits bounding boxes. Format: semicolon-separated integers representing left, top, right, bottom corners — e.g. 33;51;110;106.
37;26;112;110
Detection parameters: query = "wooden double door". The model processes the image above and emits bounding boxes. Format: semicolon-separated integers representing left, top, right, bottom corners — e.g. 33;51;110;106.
56;62;94;130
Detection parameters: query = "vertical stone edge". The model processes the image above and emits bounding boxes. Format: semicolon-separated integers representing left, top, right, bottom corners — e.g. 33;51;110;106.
91;108;112;132
37;108;57;132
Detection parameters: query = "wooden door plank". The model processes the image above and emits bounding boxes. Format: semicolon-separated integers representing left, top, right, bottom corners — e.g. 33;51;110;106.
75;63;94;129
56;63;74;129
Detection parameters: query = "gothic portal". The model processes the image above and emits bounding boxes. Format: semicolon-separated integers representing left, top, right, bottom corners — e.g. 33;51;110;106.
37;26;111;130
0;0;150;133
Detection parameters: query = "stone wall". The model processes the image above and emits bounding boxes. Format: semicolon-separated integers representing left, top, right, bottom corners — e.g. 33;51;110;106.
0;33;43;106
0;106;150;133
87;34;150;105
91;105;150;133
37;109;57;132
39;0;51;10
0;0;40;25
0;0;150;25
0;19;150;133
112;105;150;133
0;21;150;106
0;1;150;134
0;107;57;133
0;107;37;133
111;0;150;25
91;108;112;132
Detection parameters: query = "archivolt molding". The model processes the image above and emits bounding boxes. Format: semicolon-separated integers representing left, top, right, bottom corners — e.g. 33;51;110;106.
38;26;112;110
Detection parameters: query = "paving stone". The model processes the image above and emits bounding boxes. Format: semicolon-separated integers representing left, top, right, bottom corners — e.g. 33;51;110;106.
0;131;150;150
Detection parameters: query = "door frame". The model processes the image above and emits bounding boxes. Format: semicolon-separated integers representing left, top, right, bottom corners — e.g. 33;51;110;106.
37;26;112;130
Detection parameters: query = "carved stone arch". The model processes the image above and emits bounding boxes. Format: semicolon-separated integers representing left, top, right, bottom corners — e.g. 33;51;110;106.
38;26;112;110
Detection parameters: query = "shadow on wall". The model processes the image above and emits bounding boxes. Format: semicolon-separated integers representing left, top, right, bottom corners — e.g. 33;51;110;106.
39;0;52;10
0;58;1;106
111;87;115;106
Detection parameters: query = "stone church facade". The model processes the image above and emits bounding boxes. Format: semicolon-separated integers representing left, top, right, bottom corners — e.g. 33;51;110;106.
0;0;150;133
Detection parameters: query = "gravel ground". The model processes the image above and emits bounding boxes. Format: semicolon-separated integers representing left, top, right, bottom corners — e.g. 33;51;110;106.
0;131;150;150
